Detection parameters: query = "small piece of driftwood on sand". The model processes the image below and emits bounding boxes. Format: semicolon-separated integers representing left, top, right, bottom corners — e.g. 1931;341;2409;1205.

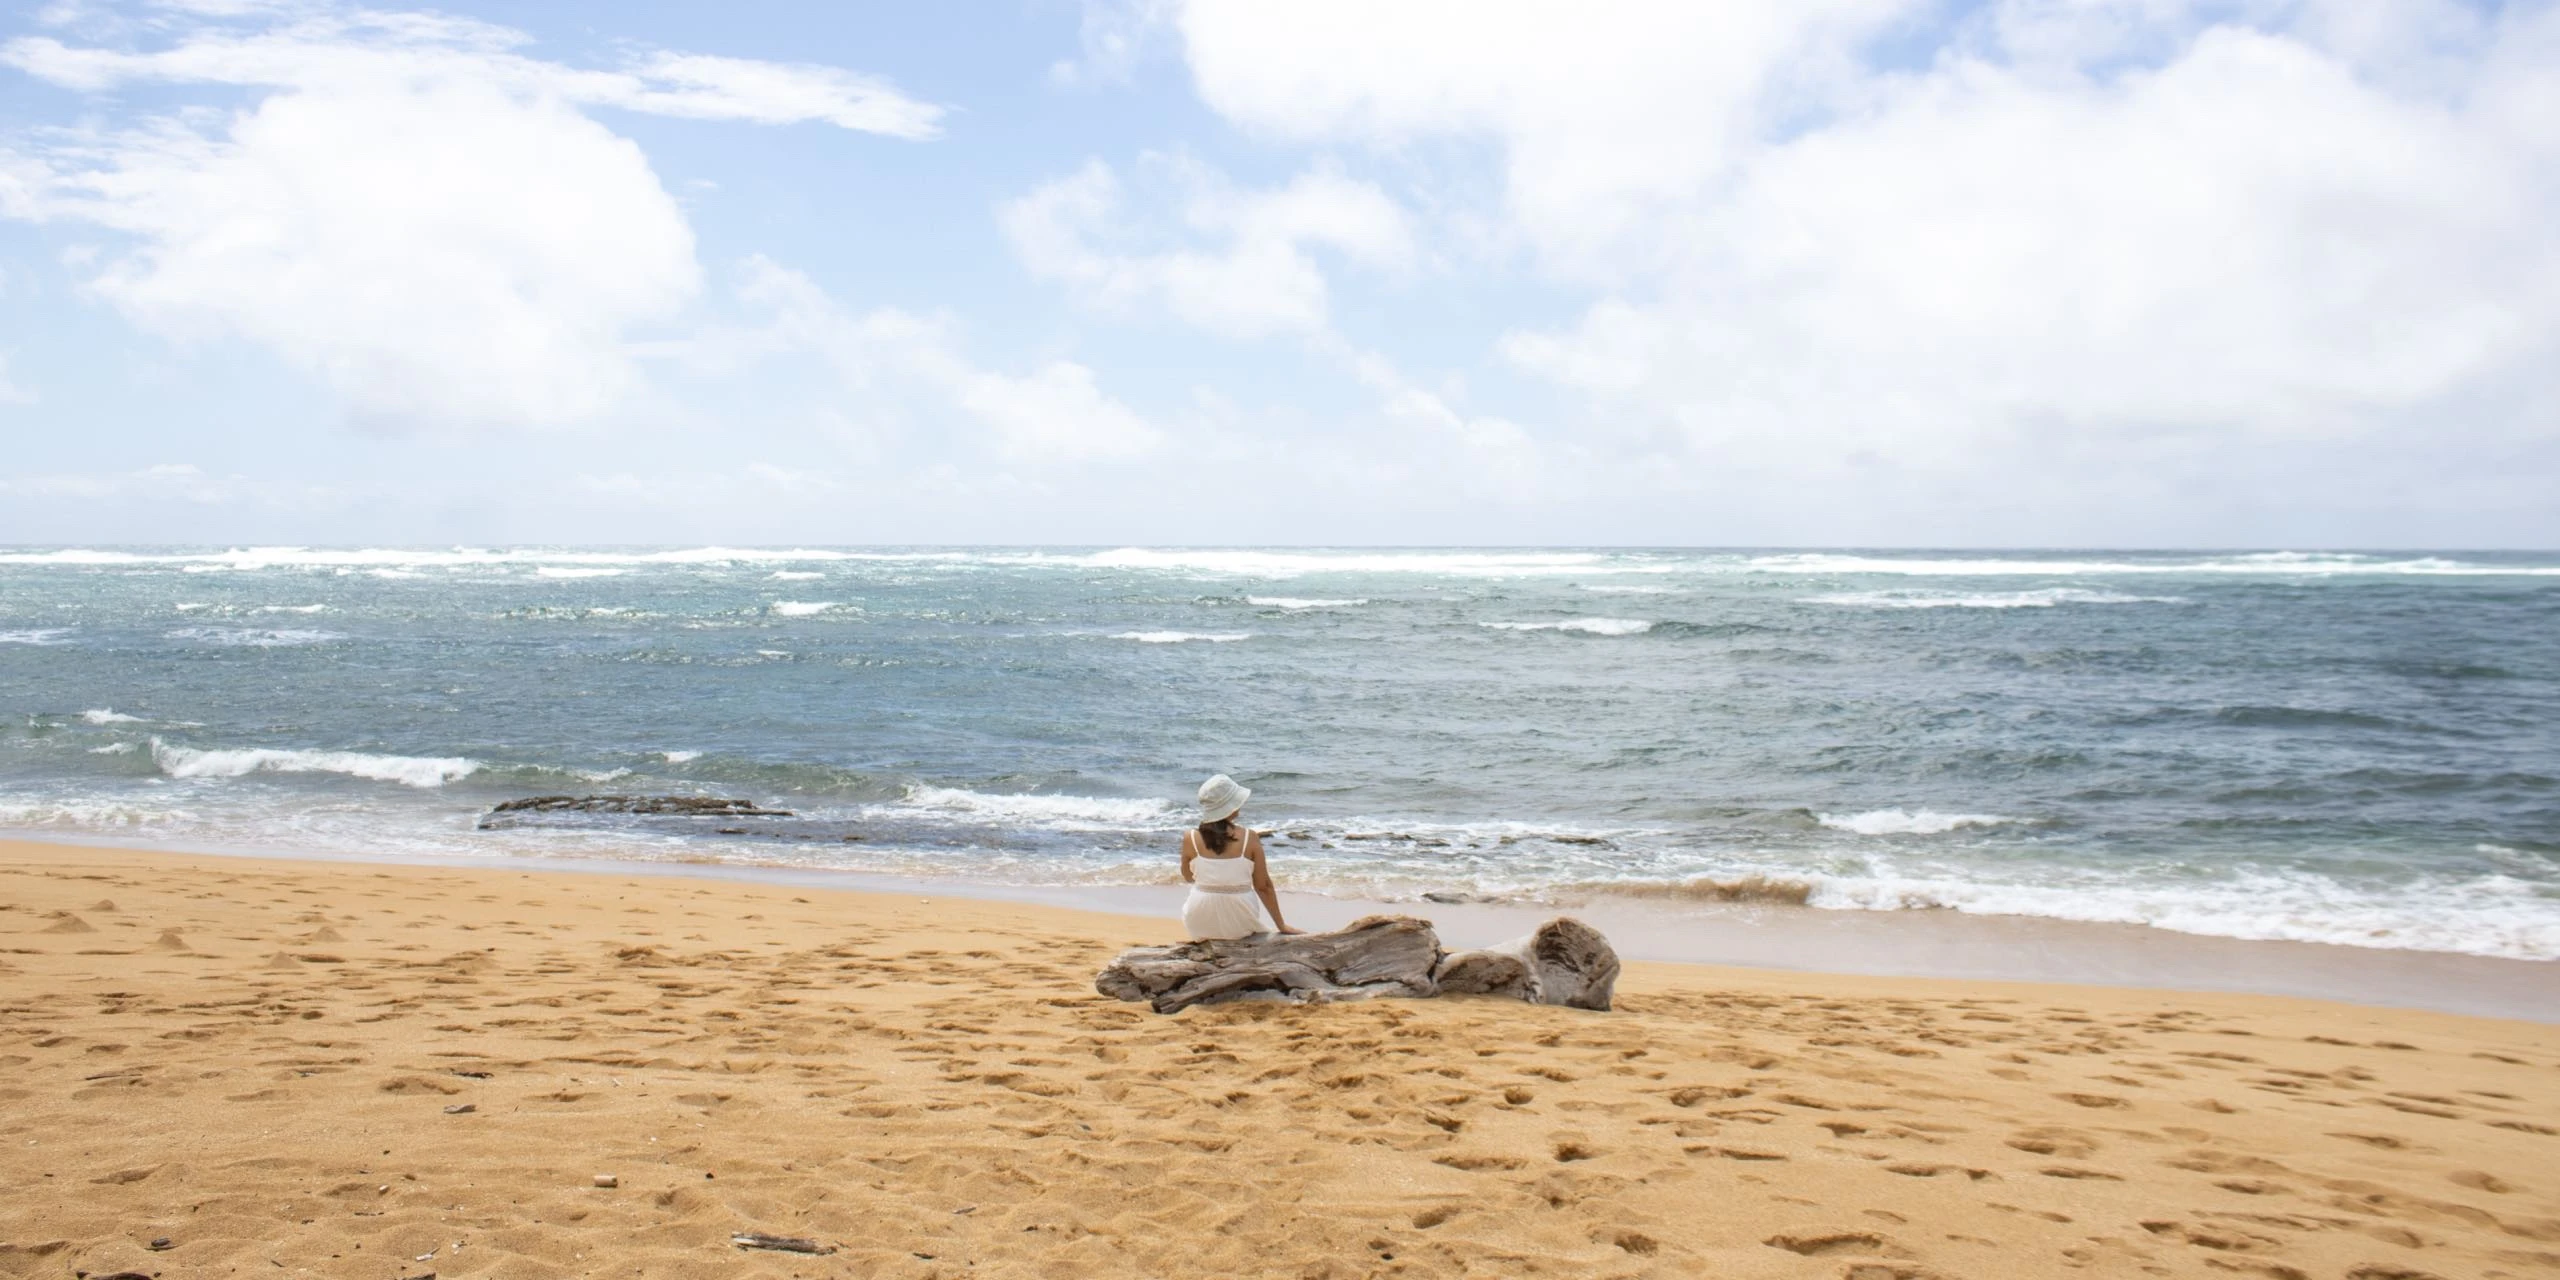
732;1233;835;1255
1094;915;1619;1014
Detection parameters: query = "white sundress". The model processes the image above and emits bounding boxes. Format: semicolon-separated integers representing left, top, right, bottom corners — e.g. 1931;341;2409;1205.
1182;831;1268;940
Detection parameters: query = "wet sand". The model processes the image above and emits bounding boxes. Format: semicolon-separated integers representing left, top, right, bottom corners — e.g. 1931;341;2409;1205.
3;838;2556;1279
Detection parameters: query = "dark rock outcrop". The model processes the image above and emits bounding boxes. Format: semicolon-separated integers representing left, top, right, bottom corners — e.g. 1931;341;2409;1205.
478;795;797;829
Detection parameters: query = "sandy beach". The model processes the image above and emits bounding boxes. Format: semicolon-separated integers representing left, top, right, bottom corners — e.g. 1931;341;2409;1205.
3;840;2556;1280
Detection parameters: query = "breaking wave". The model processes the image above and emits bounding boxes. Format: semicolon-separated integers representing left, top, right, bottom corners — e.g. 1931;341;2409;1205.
167;627;346;648
1246;597;1367;610
1482;618;1654;636
1808;588;2186;609
1112;631;1250;643
1818;809;2019;835
150;738;478;788
893;786;1178;828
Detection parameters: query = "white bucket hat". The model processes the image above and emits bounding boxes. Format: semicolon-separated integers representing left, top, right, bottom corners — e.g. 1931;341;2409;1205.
1197;773;1250;823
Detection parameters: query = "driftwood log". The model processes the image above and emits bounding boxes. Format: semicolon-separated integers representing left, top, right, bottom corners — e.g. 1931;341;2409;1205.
1095;915;1619;1014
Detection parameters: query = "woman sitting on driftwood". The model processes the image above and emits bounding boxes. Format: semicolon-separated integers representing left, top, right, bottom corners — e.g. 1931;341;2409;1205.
1180;774;1303;939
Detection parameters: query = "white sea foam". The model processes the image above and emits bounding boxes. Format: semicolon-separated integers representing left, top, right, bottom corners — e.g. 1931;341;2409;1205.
80;708;147;724
150;738;478;788
659;750;703;764
89;742;138;754
255;604;331;613
770;601;840;617
1247;596;1368;609
1817;809;2018;835
1808;588;2185;609
769;570;825;581
1113;631;1251;643
1804;868;2560;961
1579;584;1679;595
535;566;625;578
1482;618;1654;636
0;801;191;828
167;627;347;647
897;786;1178;827
1742;552;2560;577
1074;548;1669;578
0;546;974;571
0;628;73;645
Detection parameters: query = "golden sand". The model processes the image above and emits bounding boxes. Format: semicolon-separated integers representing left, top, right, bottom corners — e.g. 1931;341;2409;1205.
1;839;2554;1279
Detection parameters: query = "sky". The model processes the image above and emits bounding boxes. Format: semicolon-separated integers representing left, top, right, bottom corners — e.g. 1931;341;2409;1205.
0;0;2555;548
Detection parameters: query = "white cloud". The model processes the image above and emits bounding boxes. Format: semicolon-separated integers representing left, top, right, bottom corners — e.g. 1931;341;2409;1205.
0;2;943;430
1050;0;1175;88
1001;155;1412;338
2;11;942;138
1174;0;1895;276
1166;0;2560;526
0;461;245;501
712;255;1164;464
945;358;1161;464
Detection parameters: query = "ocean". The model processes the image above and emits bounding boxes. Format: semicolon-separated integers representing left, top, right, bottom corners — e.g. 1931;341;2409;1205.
2;546;2555;962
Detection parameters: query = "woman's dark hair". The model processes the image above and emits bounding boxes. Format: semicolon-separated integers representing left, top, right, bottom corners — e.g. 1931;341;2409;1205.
1197;816;1238;853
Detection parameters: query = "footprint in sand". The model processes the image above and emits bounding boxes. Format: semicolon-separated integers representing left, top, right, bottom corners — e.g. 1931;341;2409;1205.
2006;1128;2098;1158
1765;1230;1904;1257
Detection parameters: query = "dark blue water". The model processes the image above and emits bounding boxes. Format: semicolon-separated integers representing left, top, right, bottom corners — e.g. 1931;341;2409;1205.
3;546;2554;959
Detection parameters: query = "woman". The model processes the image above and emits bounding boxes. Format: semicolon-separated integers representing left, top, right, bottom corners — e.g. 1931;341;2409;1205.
1180;774;1304;939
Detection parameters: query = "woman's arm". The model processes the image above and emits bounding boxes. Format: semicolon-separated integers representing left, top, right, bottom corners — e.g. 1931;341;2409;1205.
1179;830;1196;883
1247;832;1303;934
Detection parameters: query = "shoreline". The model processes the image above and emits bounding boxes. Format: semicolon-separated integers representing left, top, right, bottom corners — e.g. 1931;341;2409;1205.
10;831;2554;1022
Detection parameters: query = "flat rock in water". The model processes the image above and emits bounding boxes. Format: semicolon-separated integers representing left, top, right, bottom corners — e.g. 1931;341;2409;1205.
478;795;795;828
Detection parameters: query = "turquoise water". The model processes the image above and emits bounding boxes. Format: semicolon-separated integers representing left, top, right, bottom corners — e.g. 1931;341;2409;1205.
3;546;2555;960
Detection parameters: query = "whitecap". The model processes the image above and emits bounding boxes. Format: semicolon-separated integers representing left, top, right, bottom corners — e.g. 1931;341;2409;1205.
80;708;147;725
1743;552;2560;577
89;742;138;755
1112;631;1251;643
898;785;1177;827
1807;588;2185;609
1071;548;1663;578
1481;618;1654;636
0;628;73;645
1246;596;1368;610
1816;809;2017;835
769;601;840;617
254;604;331;613
166;627;346;647
769;570;825;581
535;566;625;578
659;750;703;764
149;737;477;788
